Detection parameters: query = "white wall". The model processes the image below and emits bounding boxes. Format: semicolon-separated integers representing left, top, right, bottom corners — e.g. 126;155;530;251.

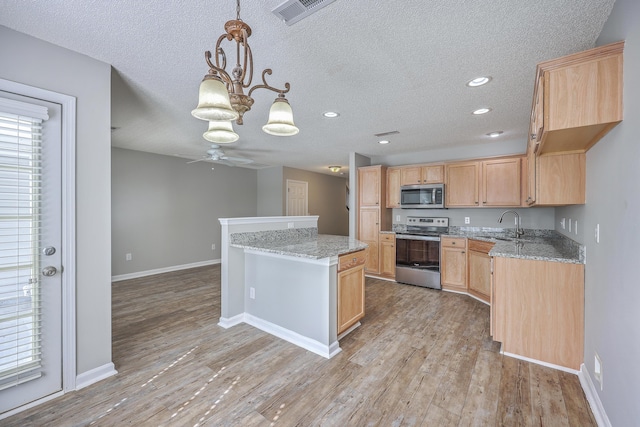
0;26;112;375
111;148;258;276
555;1;640;424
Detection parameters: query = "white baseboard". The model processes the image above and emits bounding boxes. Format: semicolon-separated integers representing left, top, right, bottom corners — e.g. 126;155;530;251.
579;363;611;427
244;313;341;359
111;259;220;282
75;362;118;390
501;351;579;375
218;313;245;329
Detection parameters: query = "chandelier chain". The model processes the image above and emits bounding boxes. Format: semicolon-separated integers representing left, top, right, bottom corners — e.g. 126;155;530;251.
236;0;241;20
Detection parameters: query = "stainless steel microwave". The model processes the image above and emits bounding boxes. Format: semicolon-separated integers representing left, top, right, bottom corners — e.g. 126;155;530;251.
400;184;445;209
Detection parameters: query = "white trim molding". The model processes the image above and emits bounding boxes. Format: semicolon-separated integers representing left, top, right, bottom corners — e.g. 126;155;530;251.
579;363;611;427
501;351;579;375
111;259;220;282
75;363;118;391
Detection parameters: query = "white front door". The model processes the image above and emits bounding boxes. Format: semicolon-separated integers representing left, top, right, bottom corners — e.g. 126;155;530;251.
0;92;63;414
286;179;308;216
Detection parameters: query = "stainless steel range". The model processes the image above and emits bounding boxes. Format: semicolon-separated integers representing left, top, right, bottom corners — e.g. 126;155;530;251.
395;217;449;289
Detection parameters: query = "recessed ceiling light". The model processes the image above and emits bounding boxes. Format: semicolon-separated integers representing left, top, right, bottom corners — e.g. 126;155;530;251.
466;76;492;87
472;108;492;115
323;111;339;118
378;140;390;144
487;131;504;138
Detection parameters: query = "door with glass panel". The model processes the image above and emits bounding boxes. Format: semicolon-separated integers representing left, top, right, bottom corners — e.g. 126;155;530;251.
0;93;62;414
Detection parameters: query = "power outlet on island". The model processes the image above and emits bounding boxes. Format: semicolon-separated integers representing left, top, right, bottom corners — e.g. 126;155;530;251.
125;253;132;261
464;217;470;224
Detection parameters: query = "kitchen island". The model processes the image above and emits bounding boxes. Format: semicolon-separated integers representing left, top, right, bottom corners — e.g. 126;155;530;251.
218;216;367;359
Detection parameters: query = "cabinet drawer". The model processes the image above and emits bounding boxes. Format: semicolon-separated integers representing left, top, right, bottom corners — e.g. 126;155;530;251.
379;233;395;242
339;250;367;272
468;239;495;253
441;237;466;248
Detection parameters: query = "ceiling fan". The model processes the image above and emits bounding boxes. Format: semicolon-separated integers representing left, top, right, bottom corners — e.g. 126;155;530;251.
186;144;254;167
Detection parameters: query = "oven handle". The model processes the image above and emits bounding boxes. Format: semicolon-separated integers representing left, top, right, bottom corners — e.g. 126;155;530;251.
395;234;441;242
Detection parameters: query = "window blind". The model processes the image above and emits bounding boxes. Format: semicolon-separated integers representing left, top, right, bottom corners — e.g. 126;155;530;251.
0;97;48;391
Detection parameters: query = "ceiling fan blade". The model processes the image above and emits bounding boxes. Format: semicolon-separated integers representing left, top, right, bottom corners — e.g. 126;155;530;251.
214;159;236;167
187;157;207;164
222;155;253;164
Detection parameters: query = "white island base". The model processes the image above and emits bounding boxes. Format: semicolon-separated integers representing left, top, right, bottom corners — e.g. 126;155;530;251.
218;216;367;359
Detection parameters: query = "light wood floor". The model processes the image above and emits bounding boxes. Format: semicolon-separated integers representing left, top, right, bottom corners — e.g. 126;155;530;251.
5;264;596;426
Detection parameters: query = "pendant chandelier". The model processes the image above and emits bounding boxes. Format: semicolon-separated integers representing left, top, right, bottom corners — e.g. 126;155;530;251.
192;0;299;142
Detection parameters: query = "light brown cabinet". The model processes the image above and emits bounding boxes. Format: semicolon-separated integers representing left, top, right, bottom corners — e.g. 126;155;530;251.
440;237;467;292
532;41;623;156
446;157;524;208
337;250;366;335
379;233;396;279
467;240;494;304
400;164;444;185
358;166;391;275
526;150;586;206
445;161;480;207
386;167;401;208
492;256;584;370
481;158;521;207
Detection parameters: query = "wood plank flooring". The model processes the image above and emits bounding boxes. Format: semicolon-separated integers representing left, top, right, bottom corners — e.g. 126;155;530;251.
4;265;597;426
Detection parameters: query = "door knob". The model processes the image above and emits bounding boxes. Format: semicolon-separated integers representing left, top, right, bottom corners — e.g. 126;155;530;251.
41;266;58;277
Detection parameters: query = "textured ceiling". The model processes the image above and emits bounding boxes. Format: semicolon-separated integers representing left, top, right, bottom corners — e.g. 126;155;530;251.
0;0;615;175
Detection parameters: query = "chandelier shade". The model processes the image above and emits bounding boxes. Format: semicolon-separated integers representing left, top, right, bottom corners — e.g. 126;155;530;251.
262;96;299;136
191;74;239;121
203;120;239;143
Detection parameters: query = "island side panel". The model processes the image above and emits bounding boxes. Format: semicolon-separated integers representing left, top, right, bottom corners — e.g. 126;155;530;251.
244;251;338;350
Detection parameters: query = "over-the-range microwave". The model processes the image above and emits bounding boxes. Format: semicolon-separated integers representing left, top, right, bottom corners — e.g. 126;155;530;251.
400;184;445;209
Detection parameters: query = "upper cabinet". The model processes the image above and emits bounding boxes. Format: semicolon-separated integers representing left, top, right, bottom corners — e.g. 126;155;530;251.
400;164;444;186
531;41;624;155
386;167;401;208
445;157;523;208
359;166;383;207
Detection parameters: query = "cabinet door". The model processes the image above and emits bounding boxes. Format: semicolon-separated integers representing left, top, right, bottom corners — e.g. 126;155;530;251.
441;240;467;291
359;167;380;207
400;166;422;186
445;162;479;207
337;264;365;334
536;153;586;206
482;158;521;207
422;165;444;184
358;208;379;241
364;240;379;274
468;250;491;303
379;233;396;278
386;168;401;208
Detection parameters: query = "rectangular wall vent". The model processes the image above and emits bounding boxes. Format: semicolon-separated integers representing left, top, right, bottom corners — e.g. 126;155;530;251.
272;0;337;26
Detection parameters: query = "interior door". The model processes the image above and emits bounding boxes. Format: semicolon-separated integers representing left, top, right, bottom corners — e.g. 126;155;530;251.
0;92;63;414
286;179;308;216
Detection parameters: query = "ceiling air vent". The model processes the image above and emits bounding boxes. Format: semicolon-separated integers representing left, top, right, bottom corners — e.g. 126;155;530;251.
272;0;337;26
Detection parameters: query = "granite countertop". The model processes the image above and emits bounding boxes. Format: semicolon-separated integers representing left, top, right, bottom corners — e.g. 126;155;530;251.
230;228;367;260
443;228;585;264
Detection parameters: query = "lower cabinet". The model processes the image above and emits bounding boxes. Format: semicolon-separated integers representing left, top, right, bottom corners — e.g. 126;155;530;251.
467;240;494;303
492;256;584;370
440;237;467;291
337;250;366;335
379;232;396;279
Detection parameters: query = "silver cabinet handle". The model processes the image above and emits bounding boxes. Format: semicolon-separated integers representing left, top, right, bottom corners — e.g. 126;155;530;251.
42;266;57;277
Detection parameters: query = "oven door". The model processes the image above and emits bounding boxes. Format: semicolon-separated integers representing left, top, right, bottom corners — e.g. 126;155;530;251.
395;235;442;289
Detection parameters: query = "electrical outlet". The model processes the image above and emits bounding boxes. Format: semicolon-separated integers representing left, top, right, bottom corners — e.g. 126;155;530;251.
211;243;216;250
250;287;255;299
594;352;603;390
125;253;132;261
560;218;566;229
396;215;401;222
287;222;294;228
464;217;470;224
595;224;600;243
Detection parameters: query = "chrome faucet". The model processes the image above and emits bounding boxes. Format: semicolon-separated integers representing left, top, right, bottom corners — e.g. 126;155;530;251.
498;210;525;239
